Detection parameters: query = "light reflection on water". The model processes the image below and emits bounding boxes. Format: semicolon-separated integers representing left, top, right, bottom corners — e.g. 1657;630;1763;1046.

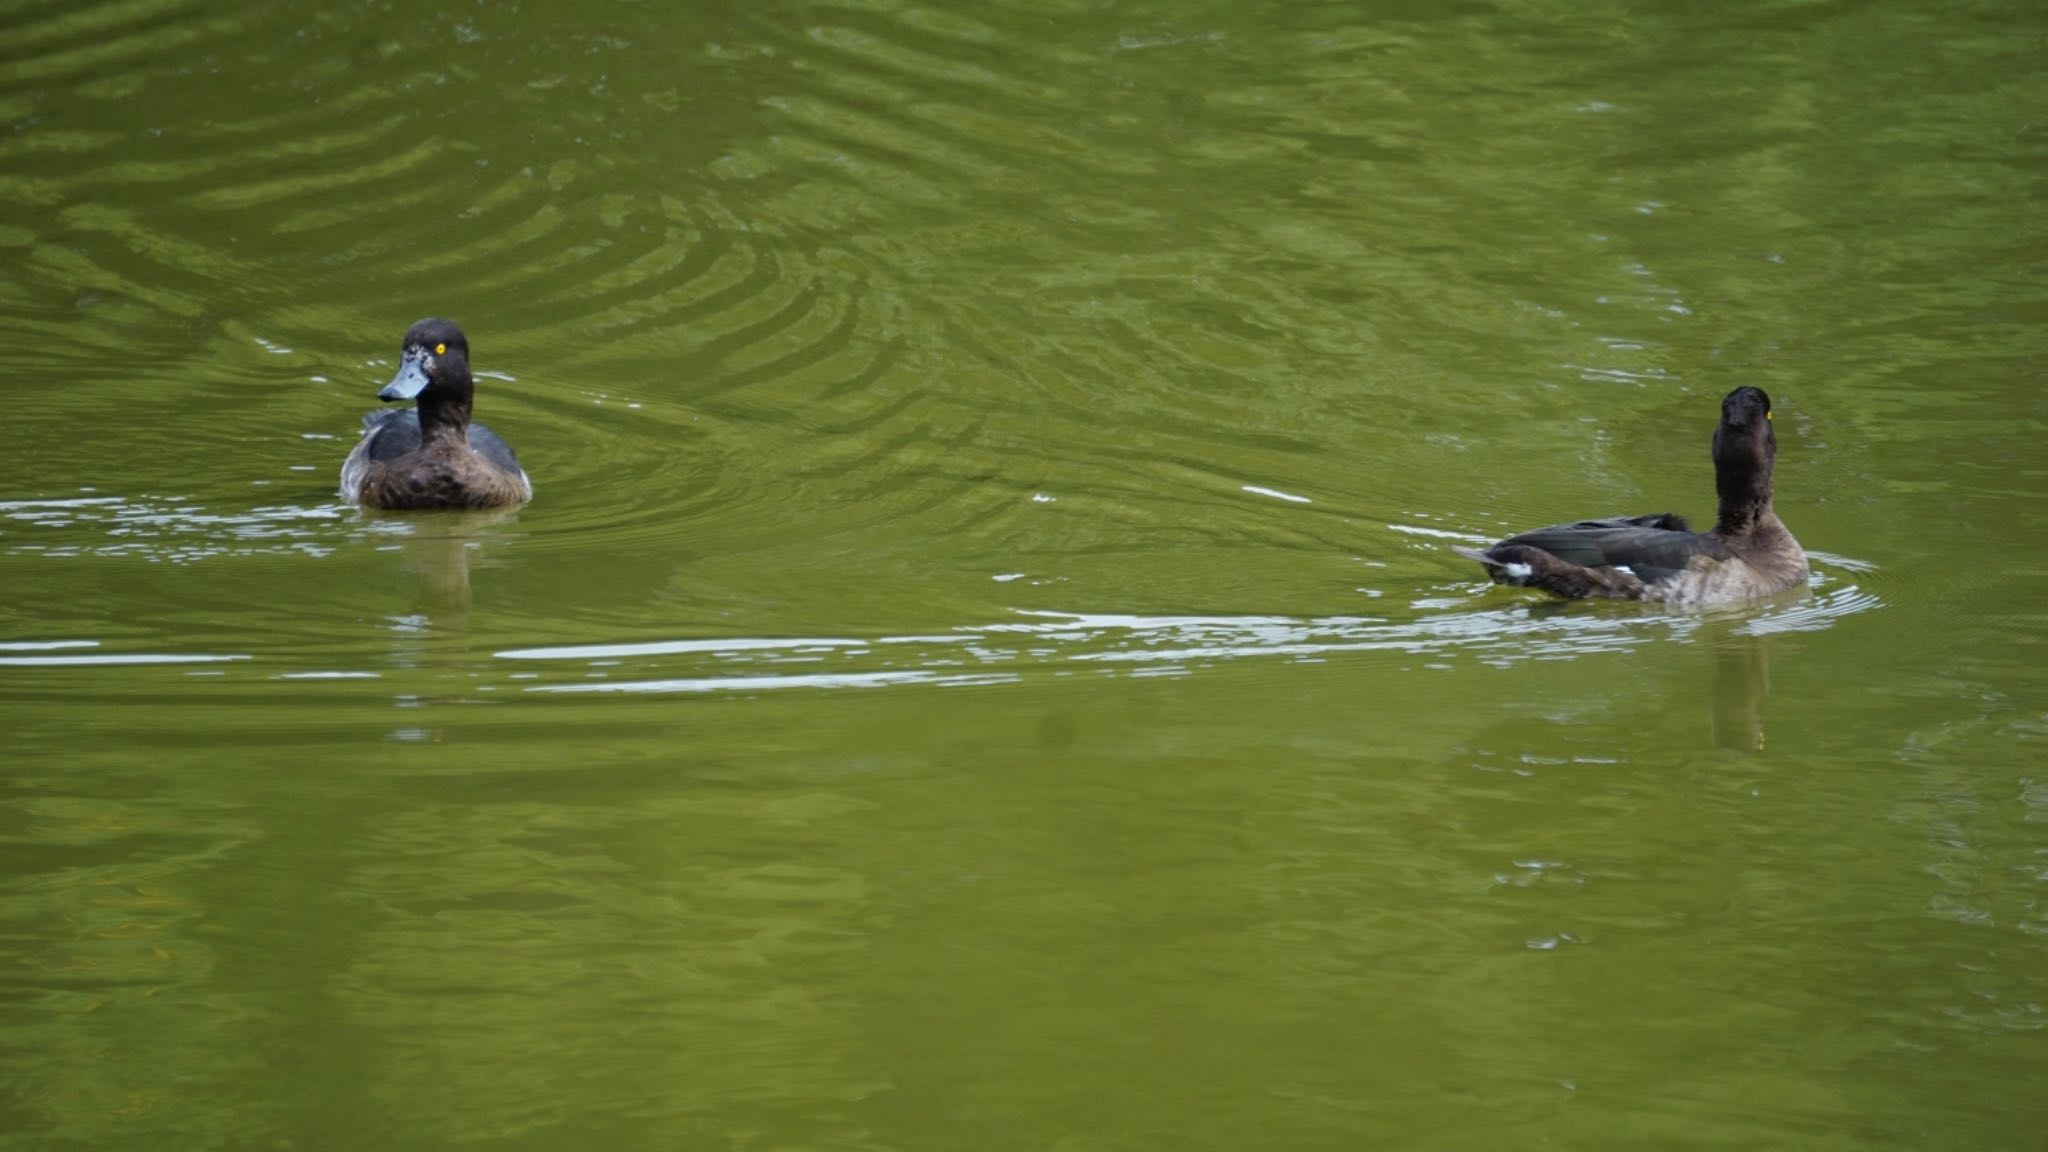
491;573;1879;696
0;494;354;562
0;494;1881;687
1;490;1882;691
0;648;248;667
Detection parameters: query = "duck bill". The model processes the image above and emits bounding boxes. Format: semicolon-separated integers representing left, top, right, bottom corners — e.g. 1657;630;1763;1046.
379;352;430;401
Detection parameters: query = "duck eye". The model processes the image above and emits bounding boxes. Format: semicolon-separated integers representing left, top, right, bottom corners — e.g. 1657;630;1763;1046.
435;343;447;356
1766;410;1773;422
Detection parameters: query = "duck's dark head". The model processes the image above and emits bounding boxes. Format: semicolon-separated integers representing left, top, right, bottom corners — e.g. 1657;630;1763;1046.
379;318;471;405
1712;385;1777;529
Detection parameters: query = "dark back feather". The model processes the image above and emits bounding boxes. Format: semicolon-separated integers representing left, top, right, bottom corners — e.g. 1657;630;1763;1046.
357;409;523;475
1496;513;1728;579
465;423;524;477
359;409;422;462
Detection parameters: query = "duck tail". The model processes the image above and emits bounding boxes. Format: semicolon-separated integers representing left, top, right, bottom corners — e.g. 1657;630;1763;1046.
1453;544;1532;585
1455;543;1648;600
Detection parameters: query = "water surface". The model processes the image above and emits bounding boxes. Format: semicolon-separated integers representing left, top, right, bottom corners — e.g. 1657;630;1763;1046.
3;0;2045;1147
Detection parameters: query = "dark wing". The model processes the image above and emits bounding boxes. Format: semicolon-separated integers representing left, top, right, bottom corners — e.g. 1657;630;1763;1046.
465;421;524;476
357;408;422;462
1498;513;1727;580
340;410;417;501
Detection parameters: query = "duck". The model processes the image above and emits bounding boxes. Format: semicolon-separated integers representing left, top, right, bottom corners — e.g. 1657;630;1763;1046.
1453;386;1807;604
339;318;532;509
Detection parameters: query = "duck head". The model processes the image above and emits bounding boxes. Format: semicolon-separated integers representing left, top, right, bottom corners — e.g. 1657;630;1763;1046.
380;318;471;403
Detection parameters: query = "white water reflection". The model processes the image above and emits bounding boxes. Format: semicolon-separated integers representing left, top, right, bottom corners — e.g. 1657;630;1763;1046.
0;649;248;667
491;572;1879;696
499;637;874;661
530;670;1021;695
1;494;350;563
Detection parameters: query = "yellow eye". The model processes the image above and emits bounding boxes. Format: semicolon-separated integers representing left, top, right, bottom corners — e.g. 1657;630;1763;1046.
1766;410;1773;421
434;343;447;355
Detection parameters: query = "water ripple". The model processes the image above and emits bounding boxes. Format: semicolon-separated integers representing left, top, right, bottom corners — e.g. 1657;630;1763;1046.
1;494;348;563
484;573;1880;697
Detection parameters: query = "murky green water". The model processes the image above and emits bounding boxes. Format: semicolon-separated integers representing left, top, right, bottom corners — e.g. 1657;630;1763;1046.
4;0;2045;1146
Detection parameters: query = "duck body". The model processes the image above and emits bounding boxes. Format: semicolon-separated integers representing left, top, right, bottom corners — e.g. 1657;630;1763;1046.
342;408;532;509
339;318;531;510
1454;387;1807;605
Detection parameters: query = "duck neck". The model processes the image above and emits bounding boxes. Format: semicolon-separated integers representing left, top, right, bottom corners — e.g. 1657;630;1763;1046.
415;392;472;445
1714;459;1774;536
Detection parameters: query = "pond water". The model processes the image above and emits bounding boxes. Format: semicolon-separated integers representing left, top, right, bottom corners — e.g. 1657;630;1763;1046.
3;0;2044;1147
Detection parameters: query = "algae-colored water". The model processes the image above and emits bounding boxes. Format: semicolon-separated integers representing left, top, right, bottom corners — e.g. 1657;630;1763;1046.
3;1;2045;1147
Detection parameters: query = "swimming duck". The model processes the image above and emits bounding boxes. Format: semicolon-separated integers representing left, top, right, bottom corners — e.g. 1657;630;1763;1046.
339;318;532;509
1453;386;1807;604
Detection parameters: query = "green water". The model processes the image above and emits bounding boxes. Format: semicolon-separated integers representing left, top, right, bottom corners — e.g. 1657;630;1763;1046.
3;0;2045;1146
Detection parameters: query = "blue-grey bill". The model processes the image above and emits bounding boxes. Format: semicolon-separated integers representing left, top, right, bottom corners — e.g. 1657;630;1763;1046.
379;354;430;401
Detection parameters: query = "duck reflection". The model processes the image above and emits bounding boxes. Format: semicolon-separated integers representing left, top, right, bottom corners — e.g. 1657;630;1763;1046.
365;507;518;636
1511;597;1779;754
358;509;518;742
1703;619;1773;755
